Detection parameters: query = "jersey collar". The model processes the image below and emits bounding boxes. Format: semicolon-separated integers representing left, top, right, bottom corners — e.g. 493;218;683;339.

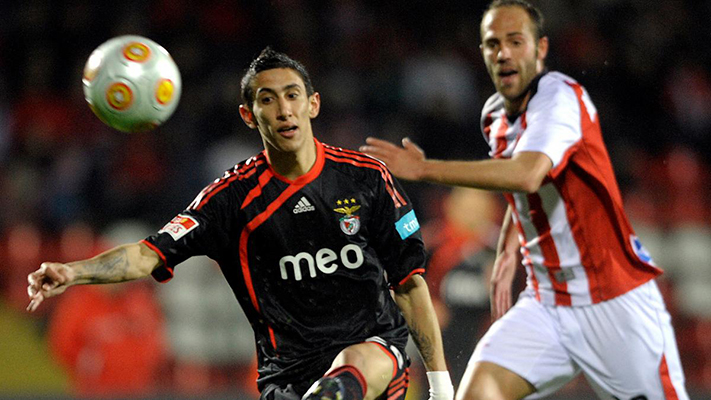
266;138;325;185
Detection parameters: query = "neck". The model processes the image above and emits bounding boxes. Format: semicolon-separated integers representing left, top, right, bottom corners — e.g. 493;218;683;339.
503;66;545;115
265;138;317;180
503;90;531;115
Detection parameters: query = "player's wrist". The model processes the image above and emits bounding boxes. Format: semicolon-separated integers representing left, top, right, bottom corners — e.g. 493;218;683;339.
61;262;85;285
426;371;454;400
414;159;438;183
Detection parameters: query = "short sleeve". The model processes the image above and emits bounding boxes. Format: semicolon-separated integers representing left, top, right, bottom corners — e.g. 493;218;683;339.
143;187;233;282
368;169;427;288
514;77;582;168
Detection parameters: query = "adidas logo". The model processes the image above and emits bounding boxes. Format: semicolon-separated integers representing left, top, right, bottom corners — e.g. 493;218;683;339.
293;197;315;214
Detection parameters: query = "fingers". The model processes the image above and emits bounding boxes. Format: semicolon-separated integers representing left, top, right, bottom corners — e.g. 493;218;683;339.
361;137;422;154
27;274;45;312
495;291;504;320
27;271;42;297
364;137;400;149
359;137;402;157
26;262;68;312
42;263;67;285
501;292;511;318
27;280;38;298
27;270;45;312
498;290;511;320
27;294;44;312
490;298;498;322
40;273;62;294
402;137;424;153
490;285;512;321
490;286;500;321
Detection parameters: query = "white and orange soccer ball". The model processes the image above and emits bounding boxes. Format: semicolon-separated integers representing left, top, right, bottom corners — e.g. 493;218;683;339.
82;35;181;133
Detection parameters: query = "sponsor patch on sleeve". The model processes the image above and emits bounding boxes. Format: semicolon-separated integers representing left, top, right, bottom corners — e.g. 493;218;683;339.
395;209;420;240
159;214;199;241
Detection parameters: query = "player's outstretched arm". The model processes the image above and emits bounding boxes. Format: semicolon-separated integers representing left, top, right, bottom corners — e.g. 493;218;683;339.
490;206;520;321
360;137;552;193
27;241;162;312
394;274;454;400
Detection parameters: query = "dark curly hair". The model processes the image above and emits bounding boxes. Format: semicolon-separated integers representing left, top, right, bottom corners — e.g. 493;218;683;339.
240;47;315;110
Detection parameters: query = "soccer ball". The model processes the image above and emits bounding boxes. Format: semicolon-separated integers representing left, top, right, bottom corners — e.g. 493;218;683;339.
82;35;182;133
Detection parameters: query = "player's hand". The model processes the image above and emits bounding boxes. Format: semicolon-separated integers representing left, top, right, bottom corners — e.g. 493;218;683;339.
27;262;75;312
489;250;517;321
360;137;426;181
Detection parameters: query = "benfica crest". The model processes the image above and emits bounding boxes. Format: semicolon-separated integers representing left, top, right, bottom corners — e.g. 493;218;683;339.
334;198;361;236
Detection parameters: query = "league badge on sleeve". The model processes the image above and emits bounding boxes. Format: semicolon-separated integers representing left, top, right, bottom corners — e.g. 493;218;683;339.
630;234;655;265
159;214;200;241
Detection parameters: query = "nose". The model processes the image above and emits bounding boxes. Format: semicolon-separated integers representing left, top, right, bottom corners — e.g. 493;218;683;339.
276;97;292;120
497;44;511;62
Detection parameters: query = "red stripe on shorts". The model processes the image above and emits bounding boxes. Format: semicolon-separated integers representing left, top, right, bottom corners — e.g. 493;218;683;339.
659;354;679;400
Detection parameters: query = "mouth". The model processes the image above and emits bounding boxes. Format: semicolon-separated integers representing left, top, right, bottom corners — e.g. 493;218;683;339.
498;69;518;85
277;125;298;137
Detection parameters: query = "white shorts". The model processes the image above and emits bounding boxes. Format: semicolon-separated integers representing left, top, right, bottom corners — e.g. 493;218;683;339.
470;280;688;399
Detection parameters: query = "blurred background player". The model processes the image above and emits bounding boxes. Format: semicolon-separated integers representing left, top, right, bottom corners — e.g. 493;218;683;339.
27;48;454;400
360;0;688;399
38;221;169;398
419;187;507;387
48;280;167;398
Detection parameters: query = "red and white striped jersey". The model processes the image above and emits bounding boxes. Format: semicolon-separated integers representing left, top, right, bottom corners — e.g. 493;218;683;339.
481;71;662;306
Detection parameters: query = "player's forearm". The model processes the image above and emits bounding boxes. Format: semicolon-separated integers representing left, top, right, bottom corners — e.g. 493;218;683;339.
394;275;448;371
67;242;161;285
418;152;551;193
497;206;519;256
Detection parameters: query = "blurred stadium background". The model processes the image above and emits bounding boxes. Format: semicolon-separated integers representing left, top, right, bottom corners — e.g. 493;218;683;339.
1;0;710;399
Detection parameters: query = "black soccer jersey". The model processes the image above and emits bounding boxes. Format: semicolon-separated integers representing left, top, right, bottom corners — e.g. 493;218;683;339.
143;139;426;391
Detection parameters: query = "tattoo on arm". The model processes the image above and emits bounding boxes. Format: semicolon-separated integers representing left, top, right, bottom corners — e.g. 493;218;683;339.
408;321;435;366
76;248;130;283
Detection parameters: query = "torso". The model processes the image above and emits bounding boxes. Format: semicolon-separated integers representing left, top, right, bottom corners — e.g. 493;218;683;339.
481;71;662;306
146;139;424;389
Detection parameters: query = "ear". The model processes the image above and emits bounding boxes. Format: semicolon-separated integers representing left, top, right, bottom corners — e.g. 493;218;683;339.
308;92;321;119
536;36;549;62
239;104;257;129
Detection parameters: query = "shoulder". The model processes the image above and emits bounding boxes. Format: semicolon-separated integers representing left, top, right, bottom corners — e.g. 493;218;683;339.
232;152;268;180
188;152;267;210
482;92;505;118
321;142;409;209
480;93;505;134
528;71;581;113
217;152;269;191
536;71;579;95
321;142;391;181
542;70;577;84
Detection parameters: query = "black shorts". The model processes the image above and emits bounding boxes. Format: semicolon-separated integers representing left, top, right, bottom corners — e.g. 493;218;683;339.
259;336;410;400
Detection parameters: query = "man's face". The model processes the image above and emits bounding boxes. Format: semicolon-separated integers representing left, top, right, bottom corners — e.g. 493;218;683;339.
480;6;548;102
240;68;320;154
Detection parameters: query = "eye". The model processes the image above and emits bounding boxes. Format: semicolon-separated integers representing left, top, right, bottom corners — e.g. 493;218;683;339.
484;41;499;51
259;96;274;104
287;92;299;99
